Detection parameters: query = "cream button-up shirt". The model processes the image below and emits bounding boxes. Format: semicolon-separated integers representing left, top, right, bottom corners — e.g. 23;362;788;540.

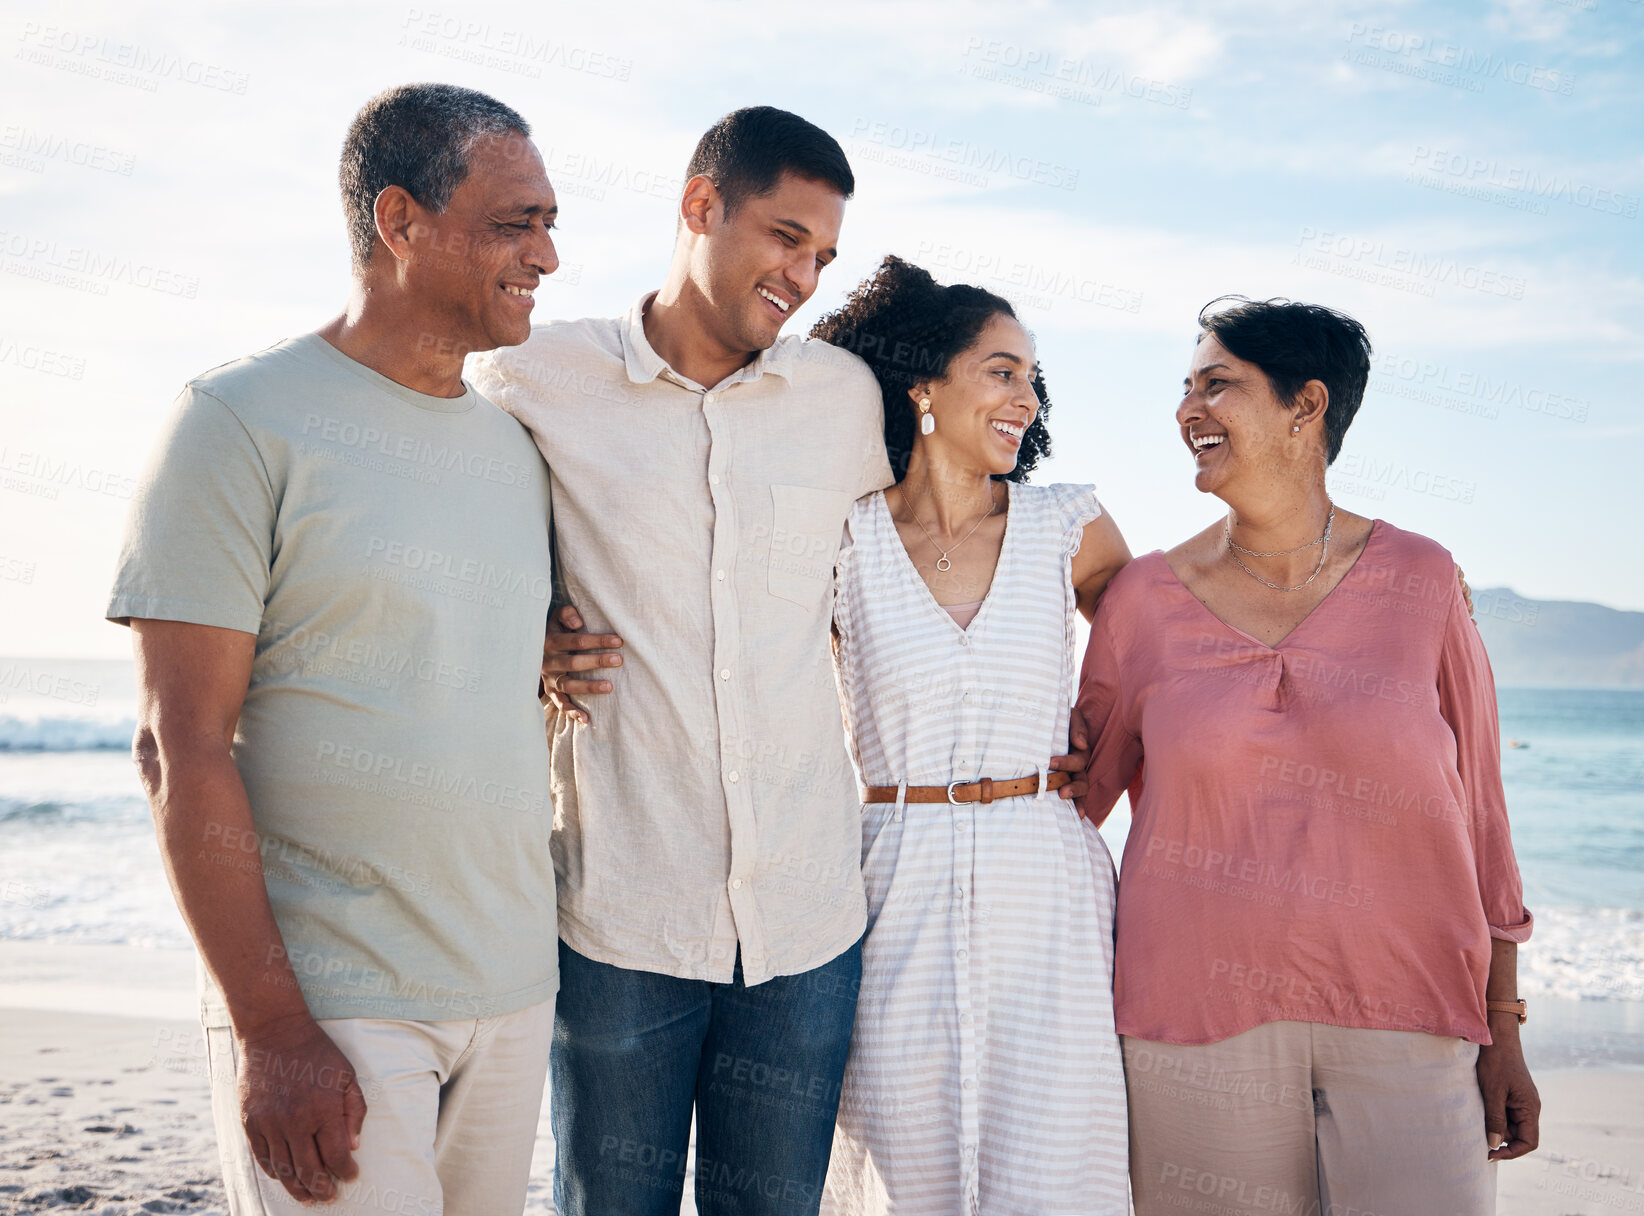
469;293;892;985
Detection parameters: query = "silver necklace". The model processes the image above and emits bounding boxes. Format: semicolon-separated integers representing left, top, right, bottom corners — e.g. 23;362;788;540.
1223;505;1335;592
908;481;999;572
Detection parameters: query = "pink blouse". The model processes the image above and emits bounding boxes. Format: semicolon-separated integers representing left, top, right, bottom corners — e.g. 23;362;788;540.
1074;521;1532;1047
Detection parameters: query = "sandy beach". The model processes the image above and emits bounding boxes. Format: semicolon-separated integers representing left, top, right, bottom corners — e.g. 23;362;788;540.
0;941;1638;1214
0;941;683;1214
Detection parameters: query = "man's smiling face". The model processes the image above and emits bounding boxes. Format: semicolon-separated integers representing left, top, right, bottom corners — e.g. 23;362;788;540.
405;130;559;353
692;170;845;356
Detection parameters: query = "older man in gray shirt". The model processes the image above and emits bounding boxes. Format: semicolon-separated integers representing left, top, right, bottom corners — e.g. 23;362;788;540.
470;107;889;1216
109;85;560;1213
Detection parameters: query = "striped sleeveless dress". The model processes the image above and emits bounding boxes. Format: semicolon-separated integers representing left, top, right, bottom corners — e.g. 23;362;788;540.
823;481;1129;1216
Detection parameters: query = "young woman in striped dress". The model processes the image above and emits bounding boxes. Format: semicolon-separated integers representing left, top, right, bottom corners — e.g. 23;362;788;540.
810;256;1133;1215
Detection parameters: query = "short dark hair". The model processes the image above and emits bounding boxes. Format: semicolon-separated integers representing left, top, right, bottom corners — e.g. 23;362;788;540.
810;255;1051;483
1196;296;1372;465
339;83;531;271
685;106;854;218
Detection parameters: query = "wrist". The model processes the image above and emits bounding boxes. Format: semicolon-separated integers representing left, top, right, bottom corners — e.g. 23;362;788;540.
1484;1010;1524;1046
231;1000;317;1043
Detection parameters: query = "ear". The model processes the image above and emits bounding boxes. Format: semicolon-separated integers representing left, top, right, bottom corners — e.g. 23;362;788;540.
373;185;421;264
679;174;718;236
1293;379;1329;432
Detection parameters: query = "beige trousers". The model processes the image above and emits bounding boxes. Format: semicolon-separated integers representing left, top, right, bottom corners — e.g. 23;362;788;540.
206;1000;552;1216
1124;1020;1496;1216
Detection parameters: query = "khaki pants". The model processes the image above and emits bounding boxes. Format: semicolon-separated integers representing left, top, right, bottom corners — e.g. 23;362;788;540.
1124;1020;1496;1216
206;1000;552;1216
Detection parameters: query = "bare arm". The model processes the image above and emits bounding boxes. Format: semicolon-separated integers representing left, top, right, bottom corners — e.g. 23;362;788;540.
1478;938;1540;1160
131;618;364;1203
1072;511;1132;624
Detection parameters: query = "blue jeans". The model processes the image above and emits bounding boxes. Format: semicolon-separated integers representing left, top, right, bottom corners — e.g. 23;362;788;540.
550;939;862;1216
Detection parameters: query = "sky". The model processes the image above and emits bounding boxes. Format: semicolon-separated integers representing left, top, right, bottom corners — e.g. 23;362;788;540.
0;0;1639;658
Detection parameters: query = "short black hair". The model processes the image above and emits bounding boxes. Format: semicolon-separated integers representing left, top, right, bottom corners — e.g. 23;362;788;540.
340;83;531;271
685;106;854;218
810;255;1051;483
1197;296;1372;465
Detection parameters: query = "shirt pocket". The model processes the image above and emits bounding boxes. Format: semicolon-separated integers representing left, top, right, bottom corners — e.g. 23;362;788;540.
768;484;853;609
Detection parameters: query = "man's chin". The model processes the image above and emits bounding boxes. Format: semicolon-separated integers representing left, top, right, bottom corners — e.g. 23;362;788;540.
738;316;784;355
486;318;535;350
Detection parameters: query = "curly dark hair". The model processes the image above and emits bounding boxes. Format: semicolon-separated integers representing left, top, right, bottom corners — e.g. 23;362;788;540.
809;255;1052;482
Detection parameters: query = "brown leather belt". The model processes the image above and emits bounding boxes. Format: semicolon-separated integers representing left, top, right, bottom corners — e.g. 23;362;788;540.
861;770;1071;805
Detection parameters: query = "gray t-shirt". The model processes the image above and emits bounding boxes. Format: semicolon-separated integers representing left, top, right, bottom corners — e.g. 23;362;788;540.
107;333;557;1025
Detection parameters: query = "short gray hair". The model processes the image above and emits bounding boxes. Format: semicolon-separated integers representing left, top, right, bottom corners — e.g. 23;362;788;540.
339;83;531;271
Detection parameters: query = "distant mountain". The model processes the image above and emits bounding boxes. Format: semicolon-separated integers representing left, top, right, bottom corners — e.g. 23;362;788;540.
1474;588;1644;687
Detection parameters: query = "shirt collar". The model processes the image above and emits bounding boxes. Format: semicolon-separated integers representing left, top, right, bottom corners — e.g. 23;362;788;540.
620;291;798;388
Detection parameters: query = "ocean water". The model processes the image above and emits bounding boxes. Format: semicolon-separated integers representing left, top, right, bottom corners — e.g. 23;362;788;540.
1;659;1641;1003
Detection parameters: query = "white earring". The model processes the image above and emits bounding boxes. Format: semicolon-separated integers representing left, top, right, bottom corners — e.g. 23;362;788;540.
1292;424;1300;433
919;397;935;436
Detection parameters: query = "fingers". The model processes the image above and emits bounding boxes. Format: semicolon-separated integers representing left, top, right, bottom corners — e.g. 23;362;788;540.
1454;562;1475;616
1494;1091;1541;1159
253;1129;318;1203
1047;751;1089;772
315;1102;362;1188
546;675;614;696
542;650;623;674
344;1079;367;1152
555;604;582;631
290;1132;337;1203
1060;777;1090;801
247;1130;277;1186
543;632;623;655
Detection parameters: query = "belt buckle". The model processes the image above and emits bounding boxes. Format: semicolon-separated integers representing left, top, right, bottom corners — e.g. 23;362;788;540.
946;780;967;806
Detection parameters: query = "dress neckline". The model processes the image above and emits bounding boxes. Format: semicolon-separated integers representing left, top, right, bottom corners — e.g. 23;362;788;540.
875;481;1016;640
1155;519;1384;653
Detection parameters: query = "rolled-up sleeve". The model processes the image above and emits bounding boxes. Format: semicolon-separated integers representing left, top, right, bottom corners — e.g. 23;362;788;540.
1437;585;1533;943
1073;604;1142;828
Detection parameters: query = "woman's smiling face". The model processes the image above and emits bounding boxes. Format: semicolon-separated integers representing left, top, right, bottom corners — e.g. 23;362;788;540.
1176;334;1303;499
919;313;1041;478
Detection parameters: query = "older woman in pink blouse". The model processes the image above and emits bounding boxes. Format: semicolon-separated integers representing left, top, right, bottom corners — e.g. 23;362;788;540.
1075;297;1538;1215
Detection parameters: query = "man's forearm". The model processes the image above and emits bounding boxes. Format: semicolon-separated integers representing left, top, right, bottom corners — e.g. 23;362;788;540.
138;732;312;1036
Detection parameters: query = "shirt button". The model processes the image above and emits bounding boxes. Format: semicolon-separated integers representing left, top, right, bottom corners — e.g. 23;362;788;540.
956;948;968;961
962;1078;975;1091
720;668;731;680
704;393;717;405
960;1012;974;1026
727;771;740;784
715;569;726;581
958;636;970;647
955;820;968;831
710;474;721;486
731;878;744;889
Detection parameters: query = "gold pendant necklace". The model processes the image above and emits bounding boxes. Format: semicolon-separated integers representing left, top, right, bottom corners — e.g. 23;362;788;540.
909;482;997;572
